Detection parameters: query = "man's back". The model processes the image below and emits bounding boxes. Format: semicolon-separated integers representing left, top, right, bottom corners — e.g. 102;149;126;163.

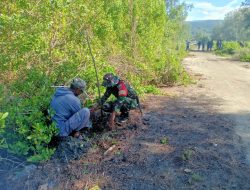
50;88;81;124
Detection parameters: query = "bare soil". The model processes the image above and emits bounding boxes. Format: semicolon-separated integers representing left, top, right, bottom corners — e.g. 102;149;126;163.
1;52;250;190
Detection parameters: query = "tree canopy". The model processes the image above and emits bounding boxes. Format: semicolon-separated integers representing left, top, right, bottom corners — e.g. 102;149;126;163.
212;7;250;41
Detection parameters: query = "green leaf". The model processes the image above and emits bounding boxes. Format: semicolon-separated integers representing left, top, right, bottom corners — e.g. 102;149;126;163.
0;112;8;120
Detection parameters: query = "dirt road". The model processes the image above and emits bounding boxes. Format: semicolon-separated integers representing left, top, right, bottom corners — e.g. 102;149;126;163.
1;52;250;190
184;52;250;162
95;52;250;189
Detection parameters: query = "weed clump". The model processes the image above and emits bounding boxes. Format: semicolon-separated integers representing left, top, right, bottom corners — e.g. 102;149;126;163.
182;149;194;161
160;137;169;145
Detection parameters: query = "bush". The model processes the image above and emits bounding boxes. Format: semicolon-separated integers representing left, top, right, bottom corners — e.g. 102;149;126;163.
215;41;242;55
239;49;250;62
0;72;59;161
0;0;189;161
215;41;250;62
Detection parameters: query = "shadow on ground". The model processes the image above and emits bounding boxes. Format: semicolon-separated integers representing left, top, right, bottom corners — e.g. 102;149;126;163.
99;94;250;190
1;93;250;190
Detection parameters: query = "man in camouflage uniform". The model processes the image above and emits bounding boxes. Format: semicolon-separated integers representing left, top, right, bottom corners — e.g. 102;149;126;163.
95;73;139;129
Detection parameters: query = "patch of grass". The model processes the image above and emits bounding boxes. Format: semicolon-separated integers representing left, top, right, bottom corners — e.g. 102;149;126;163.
188;173;203;184
115;150;122;156
101;134;112;141
89;185;101;190
181;149;194;161
144;85;161;94
111;139;118;145
160;137;169;145
179;70;194;86
82;162;90;174
69;175;76;180
110;131;119;137
82;168;90;175
215;41;250;62
92;143;98;149
238;49;250;62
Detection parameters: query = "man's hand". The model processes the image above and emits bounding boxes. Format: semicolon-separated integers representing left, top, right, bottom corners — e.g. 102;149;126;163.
108;111;116;130
89;103;100;116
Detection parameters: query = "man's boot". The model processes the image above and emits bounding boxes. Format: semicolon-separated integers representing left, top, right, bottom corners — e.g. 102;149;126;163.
118;112;129;123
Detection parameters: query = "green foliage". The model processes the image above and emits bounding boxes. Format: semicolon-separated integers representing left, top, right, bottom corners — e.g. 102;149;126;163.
212;7;250;41
0;112;8;132
188;20;222;40
142;85;161;95
0;0;189;161
215;41;250;62
180;70;193;86
8;141;30;156
182;149;194;161
239;48;250;62
188;173;203;184
160;137;169;145
27;148;55;162
0;112;8;146
215;41;241;55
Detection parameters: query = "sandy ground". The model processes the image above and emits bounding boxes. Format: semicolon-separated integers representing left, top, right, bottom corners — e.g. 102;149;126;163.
183;52;250;162
1;51;250;190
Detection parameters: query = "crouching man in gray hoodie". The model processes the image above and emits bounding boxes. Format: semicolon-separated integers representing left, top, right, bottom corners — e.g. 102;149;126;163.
50;78;91;138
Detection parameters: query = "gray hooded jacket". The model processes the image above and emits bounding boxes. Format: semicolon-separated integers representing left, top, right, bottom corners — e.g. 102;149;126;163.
50;88;81;127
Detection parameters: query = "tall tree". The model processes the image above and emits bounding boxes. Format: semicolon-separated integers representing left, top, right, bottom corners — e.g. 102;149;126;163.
212;7;250;41
241;0;250;6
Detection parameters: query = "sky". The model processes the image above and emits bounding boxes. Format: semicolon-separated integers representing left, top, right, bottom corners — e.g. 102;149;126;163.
182;0;243;21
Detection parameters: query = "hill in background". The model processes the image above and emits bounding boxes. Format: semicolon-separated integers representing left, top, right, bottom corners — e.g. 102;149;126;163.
187;20;223;38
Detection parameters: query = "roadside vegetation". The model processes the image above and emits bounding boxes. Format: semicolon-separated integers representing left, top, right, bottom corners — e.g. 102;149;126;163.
212;5;250;62
215;41;250;62
0;0;190;161
189;3;250;62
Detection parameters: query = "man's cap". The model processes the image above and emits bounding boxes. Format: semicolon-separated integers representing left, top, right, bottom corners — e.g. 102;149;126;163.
102;73;119;87
70;78;86;91
103;73;114;81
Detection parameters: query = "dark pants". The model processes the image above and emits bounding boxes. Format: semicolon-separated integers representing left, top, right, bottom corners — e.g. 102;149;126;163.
102;101;129;116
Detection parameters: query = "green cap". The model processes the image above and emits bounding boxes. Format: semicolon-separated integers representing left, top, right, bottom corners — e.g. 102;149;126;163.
70;78;86;91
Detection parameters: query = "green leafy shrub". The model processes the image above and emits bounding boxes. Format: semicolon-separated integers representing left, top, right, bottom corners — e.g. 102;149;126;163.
215;41;242;55
215;41;250;62
0;0;190;161
143;85;161;94
160;137;169;144
0;69;58;162
182;149;194;161
188;173;203;184
239;49;250;62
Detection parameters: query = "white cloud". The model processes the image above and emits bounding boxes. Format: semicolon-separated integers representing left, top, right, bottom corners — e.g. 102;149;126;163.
201;10;209;15
184;0;242;21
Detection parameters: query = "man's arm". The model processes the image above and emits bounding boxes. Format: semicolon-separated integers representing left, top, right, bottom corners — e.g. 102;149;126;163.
99;88;112;105
70;98;82;113
92;88;112;110
108;111;116;130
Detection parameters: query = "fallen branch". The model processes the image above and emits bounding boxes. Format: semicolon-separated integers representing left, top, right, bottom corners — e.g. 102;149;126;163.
0;156;25;165
0;156;26;171
103;145;116;156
